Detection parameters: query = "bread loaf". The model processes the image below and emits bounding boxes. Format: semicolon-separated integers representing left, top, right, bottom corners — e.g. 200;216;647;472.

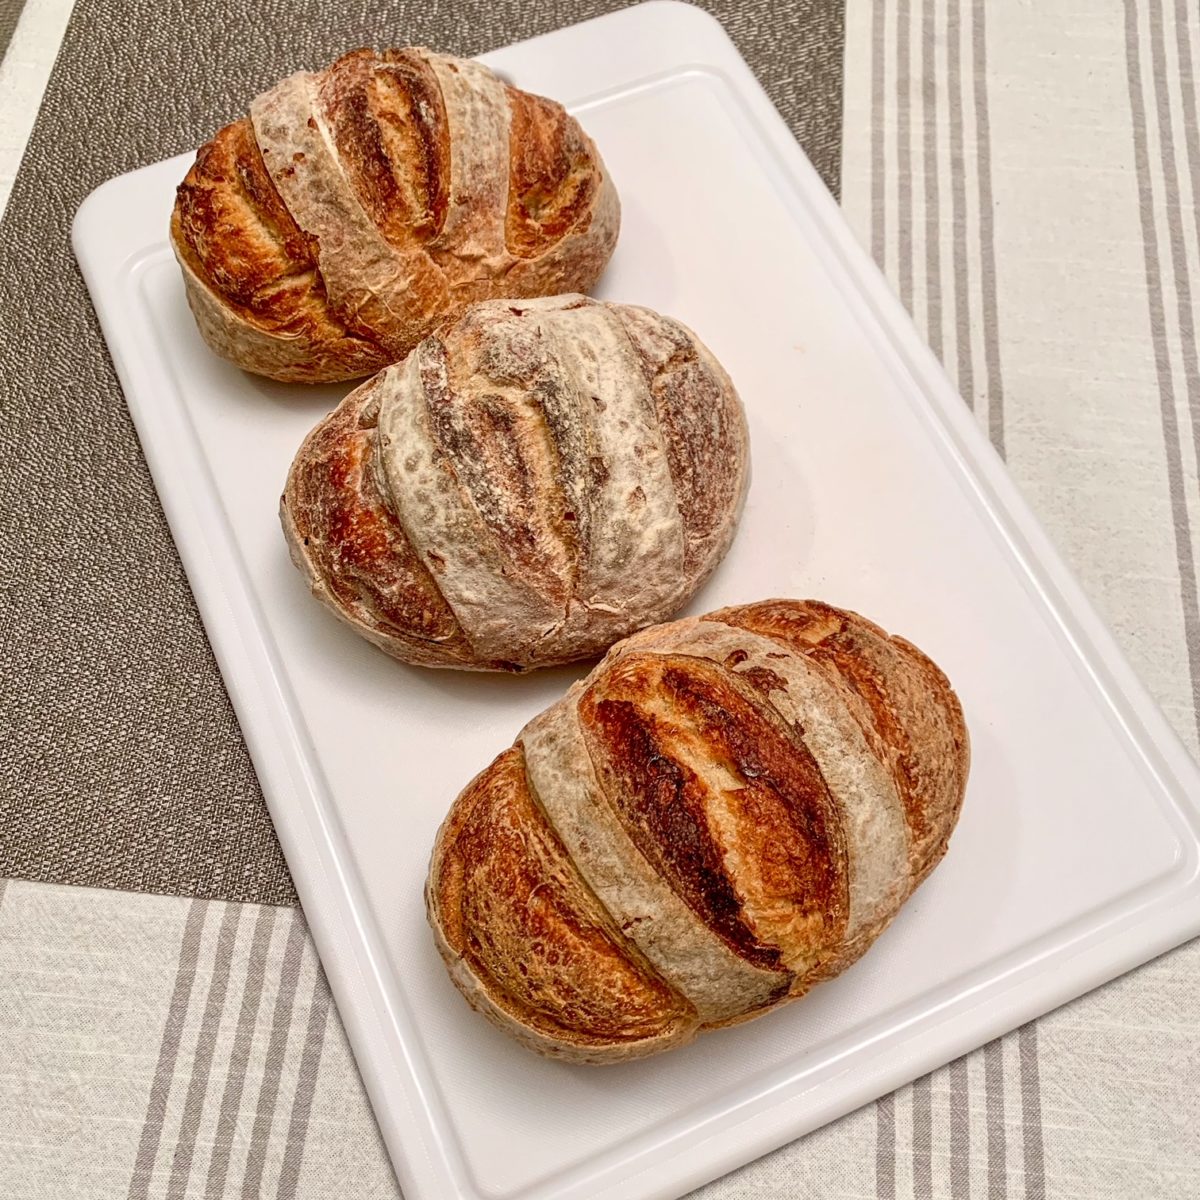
281;295;749;670
426;599;969;1063
171;48;619;382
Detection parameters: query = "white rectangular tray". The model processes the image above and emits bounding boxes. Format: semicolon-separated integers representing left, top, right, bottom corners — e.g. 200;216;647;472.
74;4;1200;1198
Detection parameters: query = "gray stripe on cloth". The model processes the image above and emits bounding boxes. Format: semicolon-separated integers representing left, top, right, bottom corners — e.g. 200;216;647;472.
876;1093;896;1200
1123;0;1200;748
921;0;943;361
206;903;278;1199
912;1074;933;1197
128;899;208;1200
166;902;243;1200
950;1055;970;1200
947;0;975;411
1148;0;1200;391
274;967;333;1200
1018;1024;1046;1200
1175;0;1200;261
871;0;887;267
971;0;1005;456
0;878;8;912
1149;0;1200;675
984;1038;1006;1198
0;0;26;65
896;0;914;312
241;909;309;1199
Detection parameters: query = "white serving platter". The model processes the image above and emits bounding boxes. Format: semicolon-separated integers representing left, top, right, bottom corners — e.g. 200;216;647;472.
74;3;1200;1198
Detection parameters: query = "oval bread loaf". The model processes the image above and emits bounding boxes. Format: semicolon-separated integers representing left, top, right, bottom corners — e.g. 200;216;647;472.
426;599;970;1063
281;295;750;671
171;48;619;382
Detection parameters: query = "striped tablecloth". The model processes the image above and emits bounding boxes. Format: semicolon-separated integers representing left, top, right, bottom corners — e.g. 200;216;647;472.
3;1;1199;1197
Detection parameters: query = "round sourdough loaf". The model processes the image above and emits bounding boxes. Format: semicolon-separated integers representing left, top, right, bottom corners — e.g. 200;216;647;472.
281;295;750;670
171;48;619;382
426;599;970;1063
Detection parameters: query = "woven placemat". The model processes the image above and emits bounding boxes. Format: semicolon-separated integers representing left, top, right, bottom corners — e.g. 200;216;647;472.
0;0;844;906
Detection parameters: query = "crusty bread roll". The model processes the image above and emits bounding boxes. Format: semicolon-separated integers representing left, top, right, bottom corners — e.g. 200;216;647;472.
281;295;749;671
171;48;619;382
426;600;969;1063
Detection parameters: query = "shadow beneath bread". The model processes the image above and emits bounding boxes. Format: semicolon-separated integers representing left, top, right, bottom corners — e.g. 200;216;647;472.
241;369;362;417
390;652;593;715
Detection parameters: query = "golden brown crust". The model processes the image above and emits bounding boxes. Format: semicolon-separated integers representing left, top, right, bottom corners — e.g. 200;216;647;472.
504;87;599;260
614;307;749;577
171;118;388;382
174;118;317;314
279;375;473;665
171;48;619;382
324;49;451;251
579;652;849;975
282;296;749;671
426;746;699;1062
426;600;970;1062
712;600;971;878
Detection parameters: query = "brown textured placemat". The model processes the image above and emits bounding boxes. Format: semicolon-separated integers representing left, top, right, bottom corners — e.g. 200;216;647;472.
0;0;844;906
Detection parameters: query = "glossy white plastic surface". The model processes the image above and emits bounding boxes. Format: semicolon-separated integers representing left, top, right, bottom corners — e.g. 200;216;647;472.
74;5;1200;1198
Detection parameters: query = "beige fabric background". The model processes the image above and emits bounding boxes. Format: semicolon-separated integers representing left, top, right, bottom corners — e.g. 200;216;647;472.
4;1;1200;1198
0;0;844;906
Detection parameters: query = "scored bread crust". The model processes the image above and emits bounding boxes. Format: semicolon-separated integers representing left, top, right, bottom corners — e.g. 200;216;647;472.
171;47;620;383
281;295;750;671
425;600;970;1063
